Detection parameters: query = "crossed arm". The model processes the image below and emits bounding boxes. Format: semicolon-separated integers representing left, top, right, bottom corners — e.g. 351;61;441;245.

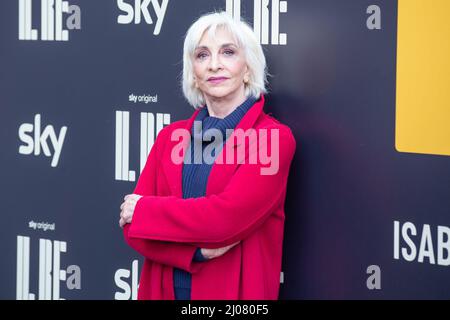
120;126;296;271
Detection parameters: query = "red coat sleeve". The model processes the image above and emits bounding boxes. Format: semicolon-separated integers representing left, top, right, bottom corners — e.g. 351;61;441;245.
128;126;296;248
123;127;202;273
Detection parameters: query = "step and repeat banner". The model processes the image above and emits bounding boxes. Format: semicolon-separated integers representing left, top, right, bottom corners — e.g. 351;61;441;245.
1;0;449;299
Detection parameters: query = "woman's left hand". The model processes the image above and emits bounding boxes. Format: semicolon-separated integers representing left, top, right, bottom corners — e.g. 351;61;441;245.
119;194;143;228
200;241;240;260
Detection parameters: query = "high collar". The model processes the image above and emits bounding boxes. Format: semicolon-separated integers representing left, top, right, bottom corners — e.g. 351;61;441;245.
185;94;265;137
192;95;258;140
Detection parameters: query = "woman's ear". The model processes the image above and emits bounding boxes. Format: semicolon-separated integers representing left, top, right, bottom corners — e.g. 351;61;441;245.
244;66;250;84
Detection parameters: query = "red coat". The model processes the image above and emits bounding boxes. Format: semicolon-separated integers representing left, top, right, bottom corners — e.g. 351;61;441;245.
123;95;296;300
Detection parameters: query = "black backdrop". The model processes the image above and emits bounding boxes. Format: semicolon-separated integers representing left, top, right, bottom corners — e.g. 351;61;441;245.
1;0;449;299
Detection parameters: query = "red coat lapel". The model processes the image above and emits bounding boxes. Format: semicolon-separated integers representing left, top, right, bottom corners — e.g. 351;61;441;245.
160;95;265;198
161;108;200;198
206;95;265;196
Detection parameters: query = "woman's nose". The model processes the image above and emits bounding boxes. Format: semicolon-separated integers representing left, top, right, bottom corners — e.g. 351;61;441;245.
208;54;223;71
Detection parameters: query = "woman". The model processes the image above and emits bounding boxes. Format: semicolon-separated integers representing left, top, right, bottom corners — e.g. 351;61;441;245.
119;11;296;300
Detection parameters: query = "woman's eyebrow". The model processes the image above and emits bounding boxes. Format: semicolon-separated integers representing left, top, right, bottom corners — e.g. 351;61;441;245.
195;43;238;51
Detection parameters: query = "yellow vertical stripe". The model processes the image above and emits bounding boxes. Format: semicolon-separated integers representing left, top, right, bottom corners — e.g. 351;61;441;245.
396;0;450;156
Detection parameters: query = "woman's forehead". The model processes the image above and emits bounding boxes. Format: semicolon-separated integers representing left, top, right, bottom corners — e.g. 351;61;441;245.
197;27;240;48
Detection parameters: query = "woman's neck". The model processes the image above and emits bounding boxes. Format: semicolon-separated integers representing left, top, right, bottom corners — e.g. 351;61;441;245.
204;89;247;119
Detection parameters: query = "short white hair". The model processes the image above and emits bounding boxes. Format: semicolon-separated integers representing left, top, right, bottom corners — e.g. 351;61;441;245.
181;11;268;109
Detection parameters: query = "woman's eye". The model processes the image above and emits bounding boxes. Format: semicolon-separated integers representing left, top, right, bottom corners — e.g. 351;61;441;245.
196;50;234;59
196;52;208;59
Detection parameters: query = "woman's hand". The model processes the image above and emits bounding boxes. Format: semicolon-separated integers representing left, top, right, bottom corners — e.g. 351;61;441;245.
119;194;143;228
200;241;240;260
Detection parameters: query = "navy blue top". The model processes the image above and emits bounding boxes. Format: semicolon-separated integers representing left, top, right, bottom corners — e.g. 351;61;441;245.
173;95;258;300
